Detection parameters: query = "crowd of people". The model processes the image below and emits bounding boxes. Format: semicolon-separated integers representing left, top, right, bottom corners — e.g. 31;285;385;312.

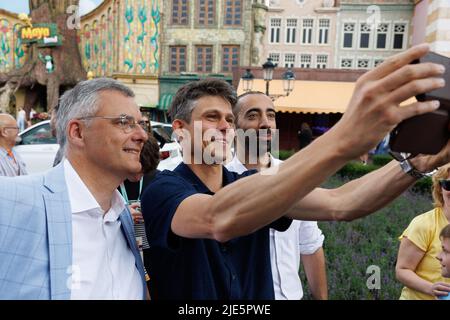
0;44;450;300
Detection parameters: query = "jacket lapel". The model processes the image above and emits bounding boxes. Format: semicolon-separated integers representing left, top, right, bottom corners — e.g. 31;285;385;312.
119;209;147;299
43;163;72;300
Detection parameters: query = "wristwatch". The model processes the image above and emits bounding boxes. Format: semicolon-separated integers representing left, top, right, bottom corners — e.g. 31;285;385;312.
399;158;426;179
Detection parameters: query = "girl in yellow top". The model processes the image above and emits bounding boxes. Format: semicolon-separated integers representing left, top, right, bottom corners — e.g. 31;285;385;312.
396;164;450;300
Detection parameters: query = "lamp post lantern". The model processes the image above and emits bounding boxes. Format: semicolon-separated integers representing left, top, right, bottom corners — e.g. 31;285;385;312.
282;68;295;96
240;57;296;100
262;57;276;95
241;69;254;93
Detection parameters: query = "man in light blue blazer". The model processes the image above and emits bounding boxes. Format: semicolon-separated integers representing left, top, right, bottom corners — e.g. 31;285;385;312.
0;78;149;299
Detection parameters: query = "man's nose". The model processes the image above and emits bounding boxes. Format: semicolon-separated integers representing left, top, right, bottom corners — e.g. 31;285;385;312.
259;115;270;128
218;117;231;131
134;126;149;142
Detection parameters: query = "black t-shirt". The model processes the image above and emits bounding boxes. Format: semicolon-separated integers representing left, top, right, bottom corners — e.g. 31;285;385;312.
141;162;292;300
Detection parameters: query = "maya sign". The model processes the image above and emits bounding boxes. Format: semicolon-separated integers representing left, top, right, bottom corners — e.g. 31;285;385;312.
19;23;62;47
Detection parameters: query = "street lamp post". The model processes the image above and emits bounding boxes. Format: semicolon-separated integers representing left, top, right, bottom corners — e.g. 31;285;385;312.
241;57;296;100
262;58;276;96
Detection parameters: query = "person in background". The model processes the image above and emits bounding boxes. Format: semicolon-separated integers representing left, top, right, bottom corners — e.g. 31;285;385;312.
297;122;313;150
226;91;327;300
17;107;26;132
27;107;36;128
0;113;27;176
437;224;450;300
120;134;160;288
396;164;450;299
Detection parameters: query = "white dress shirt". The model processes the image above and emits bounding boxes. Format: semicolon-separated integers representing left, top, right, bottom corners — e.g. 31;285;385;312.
226;155;324;300
64;159;143;300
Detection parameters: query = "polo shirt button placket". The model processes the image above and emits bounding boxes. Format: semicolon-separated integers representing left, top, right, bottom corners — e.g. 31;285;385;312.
221;245;227;253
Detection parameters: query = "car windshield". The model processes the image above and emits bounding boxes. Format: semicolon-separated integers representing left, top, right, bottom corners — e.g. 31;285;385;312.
19;122;56;145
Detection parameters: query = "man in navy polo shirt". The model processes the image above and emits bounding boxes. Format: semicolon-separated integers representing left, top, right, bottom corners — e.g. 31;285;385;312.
142;44;450;300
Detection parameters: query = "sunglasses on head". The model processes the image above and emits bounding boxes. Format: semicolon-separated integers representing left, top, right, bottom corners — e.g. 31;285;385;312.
439;180;450;191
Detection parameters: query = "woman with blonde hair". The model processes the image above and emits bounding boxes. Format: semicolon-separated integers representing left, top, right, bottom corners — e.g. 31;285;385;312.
396;164;450;299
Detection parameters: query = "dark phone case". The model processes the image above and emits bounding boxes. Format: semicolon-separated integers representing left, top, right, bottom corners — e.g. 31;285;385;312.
389;52;450;155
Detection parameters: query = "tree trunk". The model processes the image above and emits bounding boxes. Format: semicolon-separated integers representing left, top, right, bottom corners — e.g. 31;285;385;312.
0;82;17;114
0;0;86;118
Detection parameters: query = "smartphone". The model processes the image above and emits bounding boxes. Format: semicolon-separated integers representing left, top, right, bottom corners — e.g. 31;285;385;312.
389;51;450;155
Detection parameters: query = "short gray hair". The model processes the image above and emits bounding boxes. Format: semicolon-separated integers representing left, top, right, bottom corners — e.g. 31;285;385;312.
56;78;135;152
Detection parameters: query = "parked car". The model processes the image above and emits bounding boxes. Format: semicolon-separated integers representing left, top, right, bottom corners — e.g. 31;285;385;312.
15;120;182;175
15;120;58;175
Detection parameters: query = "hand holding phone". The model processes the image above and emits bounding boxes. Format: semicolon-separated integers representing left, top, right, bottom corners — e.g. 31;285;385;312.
389;51;450;155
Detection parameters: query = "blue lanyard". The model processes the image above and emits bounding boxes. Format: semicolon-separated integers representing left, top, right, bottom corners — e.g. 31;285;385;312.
119;178;143;204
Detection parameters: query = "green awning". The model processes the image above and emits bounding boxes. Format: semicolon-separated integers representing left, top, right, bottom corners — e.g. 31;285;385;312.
157;93;174;111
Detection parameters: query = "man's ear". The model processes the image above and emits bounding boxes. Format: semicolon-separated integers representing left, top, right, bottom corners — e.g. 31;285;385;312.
66;120;85;148
172;119;185;143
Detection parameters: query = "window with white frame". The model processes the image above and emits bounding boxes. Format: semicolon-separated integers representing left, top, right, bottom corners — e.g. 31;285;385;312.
357;59;370;69
286;19;297;44
318;19;330;45
343;23;355;48
359;23;371;49
375;23;389;49
284;53;295;68
393;23;407;49
316;54;328;69
300;54;312;68
301;19;314;45
340;58;353;69
374;59;384;68
270;18;281;44
268;53;280;66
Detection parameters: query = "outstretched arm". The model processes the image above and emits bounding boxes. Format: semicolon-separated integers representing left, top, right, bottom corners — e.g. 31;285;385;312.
286;141;450;221
171;44;447;242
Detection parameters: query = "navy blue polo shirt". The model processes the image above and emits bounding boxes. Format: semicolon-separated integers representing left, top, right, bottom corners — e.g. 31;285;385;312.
141;162;292;300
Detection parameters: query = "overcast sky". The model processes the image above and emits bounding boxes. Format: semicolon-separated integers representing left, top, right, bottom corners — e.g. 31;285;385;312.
1;0;102;15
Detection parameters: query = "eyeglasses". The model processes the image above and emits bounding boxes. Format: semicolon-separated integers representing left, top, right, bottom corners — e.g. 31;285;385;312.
77;114;150;133
439;180;450;191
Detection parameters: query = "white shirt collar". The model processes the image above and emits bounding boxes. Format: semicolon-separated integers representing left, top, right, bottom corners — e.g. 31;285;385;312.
226;153;282;174
226;155;248;174
63;159;126;220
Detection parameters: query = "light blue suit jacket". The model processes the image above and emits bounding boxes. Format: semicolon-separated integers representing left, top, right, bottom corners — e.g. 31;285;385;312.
0;164;147;299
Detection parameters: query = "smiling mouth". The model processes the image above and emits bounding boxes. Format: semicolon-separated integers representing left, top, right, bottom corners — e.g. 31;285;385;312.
123;148;140;155
209;137;229;144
